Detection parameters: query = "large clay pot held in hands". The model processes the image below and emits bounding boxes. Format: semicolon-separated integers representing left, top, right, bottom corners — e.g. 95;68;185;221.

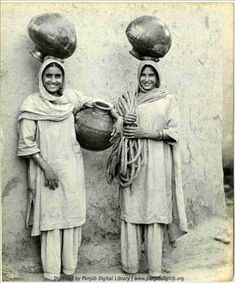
75;102;114;151
126;15;172;60
28;13;77;61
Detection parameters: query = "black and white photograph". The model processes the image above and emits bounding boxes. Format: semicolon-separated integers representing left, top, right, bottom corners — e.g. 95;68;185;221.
1;1;234;282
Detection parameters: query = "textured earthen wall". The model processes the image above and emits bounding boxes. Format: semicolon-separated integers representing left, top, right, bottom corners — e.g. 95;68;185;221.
1;2;232;262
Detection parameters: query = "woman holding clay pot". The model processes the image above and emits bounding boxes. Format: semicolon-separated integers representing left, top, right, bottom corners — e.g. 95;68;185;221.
17;56;123;280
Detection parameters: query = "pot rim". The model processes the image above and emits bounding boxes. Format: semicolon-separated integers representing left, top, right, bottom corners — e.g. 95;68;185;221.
94;101;110;111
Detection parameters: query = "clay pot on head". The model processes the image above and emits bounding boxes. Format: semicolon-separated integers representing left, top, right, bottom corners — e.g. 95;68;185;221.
28;13;77;61
75;102;114;151
126;15;172;60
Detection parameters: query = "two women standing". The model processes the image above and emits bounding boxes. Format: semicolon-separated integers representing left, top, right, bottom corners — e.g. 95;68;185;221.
17;56;187;278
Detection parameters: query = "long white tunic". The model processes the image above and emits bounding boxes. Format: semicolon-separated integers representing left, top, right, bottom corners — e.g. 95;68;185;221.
17;90;91;236
120;94;179;225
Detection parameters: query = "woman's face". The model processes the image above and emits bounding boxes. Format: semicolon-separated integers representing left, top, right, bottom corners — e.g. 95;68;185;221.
139;66;158;92
42;66;63;95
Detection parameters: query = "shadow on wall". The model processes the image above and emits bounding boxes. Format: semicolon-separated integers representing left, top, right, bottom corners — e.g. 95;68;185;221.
223;164;233;200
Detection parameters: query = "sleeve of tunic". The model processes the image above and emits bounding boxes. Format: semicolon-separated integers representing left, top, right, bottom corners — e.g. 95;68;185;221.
66;89;112;113
65;89;97;113
17;119;40;156
163;96;179;145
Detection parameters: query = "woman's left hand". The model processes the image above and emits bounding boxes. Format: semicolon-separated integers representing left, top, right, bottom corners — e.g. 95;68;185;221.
110;117;124;143
124;126;146;139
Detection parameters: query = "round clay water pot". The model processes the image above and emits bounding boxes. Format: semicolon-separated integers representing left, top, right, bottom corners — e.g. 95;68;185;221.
75;102;114;151
28;13;77;61
126;15;172;60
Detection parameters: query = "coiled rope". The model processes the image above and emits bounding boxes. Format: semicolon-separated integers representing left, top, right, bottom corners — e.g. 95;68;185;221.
106;91;143;188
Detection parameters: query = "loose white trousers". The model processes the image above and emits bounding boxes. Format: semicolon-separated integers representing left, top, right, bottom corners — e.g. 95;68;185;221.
41;227;81;280
121;221;164;276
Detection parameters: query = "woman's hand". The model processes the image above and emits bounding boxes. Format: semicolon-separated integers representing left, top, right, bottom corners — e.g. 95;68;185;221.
110;117;124;143
124;112;137;125
44;165;59;190
124;126;146;139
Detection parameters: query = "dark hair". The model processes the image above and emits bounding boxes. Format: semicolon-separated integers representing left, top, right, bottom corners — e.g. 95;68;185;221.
141;65;160;88
42;62;65;95
42;62;64;77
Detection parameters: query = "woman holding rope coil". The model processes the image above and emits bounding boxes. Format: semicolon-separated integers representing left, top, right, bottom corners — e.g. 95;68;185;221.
116;60;188;276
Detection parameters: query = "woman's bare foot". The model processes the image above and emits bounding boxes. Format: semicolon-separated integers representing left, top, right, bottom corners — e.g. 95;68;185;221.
162;264;171;274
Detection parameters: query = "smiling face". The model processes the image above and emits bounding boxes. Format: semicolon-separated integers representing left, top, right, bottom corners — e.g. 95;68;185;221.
42;65;64;96
139;66;158;92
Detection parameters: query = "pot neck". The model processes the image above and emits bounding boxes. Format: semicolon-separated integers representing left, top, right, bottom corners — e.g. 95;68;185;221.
93;102;110;114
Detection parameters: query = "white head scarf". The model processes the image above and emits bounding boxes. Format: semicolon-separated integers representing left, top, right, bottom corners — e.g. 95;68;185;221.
18;57;74;121
137;60;161;93
136;60;168;104
39;56;67;104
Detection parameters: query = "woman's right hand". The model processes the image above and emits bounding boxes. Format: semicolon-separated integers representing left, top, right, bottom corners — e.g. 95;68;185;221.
44;165;59;190
124;112;137;125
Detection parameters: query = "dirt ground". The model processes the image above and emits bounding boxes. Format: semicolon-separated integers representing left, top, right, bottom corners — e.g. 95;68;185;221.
2;198;233;282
